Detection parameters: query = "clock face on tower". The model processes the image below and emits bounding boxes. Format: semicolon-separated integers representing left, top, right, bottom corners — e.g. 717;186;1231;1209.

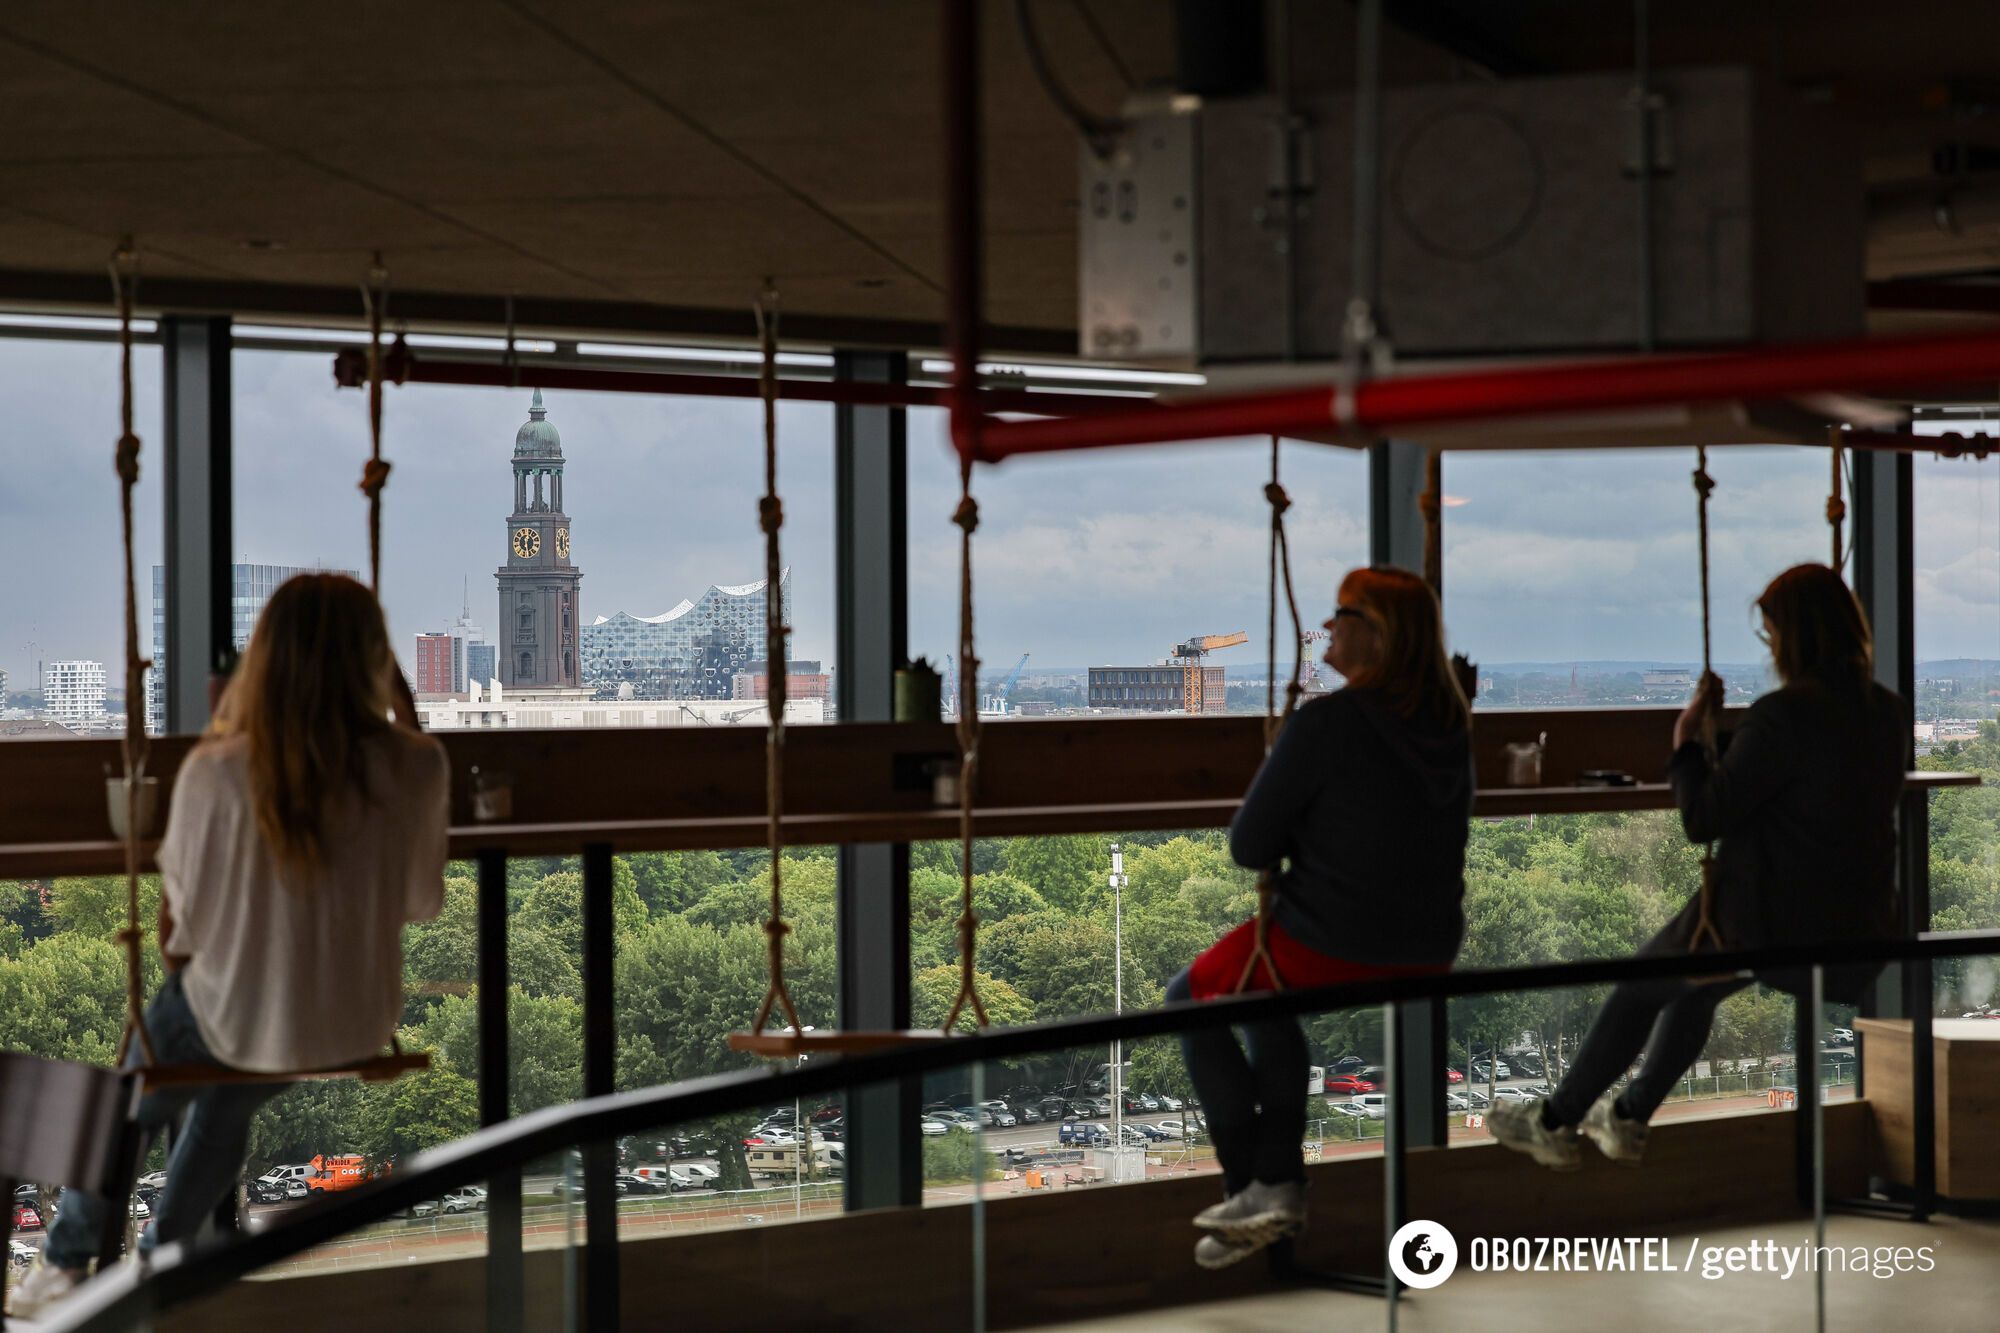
512;527;541;559
556;527;570;559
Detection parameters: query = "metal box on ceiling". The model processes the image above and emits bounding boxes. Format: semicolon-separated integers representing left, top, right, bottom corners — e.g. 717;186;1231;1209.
1078;68;1863;366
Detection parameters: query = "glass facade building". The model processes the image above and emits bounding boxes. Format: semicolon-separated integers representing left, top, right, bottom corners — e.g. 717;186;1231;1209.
580;569;791;700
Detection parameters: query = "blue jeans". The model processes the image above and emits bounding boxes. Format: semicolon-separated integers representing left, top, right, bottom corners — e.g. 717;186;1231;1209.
44;972;285;1270
1166;968;1310;1196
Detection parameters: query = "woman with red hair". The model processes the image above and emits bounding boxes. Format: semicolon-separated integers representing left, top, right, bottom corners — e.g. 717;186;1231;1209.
1171;566;1473;1269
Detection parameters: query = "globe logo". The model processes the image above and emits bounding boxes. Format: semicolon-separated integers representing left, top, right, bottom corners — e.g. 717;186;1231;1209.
1388;1219;1459;1289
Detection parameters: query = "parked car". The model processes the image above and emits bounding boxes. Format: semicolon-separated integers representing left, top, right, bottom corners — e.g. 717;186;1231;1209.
1829;1027;1856;1046
1470;1061;1511;1082
1330;1055;1367;1074
1153;1093;1183;1111
1325;1074;1377;1095
1490;1086;1534;1103
1129;1123;1169;1141
1444;1092;1471;1112
1326;1102;1372;1120
1013;1103;1043;1124
1065;1099;1099;1119
678;1163;719;1186
136;1171;168;1192
1059;1122;1111;1147
1510;1052;1547;1077
1463;1091;1491;1109
8;1238;34;1270
1155;1118;1199;1138
616;1172;666;1195
129;1196;151;1221
11;1202;43;1231
1442;1068;1464;1084
919;1118;949;1137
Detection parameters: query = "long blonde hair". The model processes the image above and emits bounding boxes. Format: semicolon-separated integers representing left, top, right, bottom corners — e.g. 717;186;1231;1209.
208;573;396;871
1337;566;1471;731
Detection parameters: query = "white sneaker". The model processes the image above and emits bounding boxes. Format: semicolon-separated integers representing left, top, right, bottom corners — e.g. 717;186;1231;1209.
1191;1179;1307;1244
1580;1094;1649;1163
1194;1232;1263;1270
1487;1097;1582;1171
7;1260;85;1319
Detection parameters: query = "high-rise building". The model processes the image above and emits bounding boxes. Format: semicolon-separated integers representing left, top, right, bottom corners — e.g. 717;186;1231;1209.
446;589;486;694
497;390;583;690
413;633;460;696
149;562;360;733
466;642;497;691
582;570;791;700
44;660;107;727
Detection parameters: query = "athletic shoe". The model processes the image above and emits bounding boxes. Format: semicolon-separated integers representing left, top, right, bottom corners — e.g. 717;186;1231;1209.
1191;1178;1307;1244
1486;1097;1582;1171
1194;1232;1263;1271
7;1260;84;1319
1580;1094;1649;1163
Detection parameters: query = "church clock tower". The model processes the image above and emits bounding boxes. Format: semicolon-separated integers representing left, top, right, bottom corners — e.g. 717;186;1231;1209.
497;389;582;688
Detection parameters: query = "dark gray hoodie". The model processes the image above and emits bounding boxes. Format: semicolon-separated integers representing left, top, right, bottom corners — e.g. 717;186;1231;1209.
1229;686;1473;966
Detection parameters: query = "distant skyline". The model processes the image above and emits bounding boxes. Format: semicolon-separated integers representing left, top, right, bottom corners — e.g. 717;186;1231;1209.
5;338;2000;691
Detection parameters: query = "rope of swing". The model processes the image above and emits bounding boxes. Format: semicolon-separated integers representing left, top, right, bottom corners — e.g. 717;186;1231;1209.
358;254;391;595
1235;436;1307;995
1688;444;1725;953
110;239;157;1068
1827;427;1847;575
748;286;803;1038
942;445;990;1033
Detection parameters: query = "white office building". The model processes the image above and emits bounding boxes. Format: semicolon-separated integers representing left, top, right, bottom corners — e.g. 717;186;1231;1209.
44;660;107;727
417;678;824;731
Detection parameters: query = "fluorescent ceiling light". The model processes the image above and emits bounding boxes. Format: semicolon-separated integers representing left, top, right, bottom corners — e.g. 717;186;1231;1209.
576;341;833;369
918;358;1203;386
0;313;157;334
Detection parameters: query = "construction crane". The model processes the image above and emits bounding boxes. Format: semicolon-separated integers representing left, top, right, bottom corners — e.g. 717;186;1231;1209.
1168;631;1248;714
994;652;1030;701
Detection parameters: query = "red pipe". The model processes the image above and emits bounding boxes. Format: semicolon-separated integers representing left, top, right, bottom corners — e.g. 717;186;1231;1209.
974;327;2000;459
329;347;1148;418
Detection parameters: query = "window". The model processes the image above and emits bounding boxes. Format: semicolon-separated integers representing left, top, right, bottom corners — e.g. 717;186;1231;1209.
231;348;834;725
0;337;165;736
907;409;1368;718
1914;419;2000;1012
1442;447;1840;708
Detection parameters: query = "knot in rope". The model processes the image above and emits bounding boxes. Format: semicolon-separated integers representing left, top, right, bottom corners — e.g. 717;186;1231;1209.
114;431;141;486
758;495;784;535
1263;481;1291;515
1825;496;1846;526
358;457;392;500
762;916;792;944
1691;466;1715;502
953;495;980;534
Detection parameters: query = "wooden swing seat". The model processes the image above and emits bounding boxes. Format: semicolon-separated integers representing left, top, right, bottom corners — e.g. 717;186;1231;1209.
140;1050;430;1090
728;1029;959;1058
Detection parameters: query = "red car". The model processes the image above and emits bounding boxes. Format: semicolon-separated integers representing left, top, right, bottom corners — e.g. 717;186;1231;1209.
11;1201;43;1231
1443;1069;1465;1084
1325;1074;1377;1095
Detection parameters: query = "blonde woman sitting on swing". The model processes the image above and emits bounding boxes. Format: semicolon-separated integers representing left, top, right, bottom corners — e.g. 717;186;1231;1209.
1170;566;1474;1270
15;574;447;1317
1490;564;1907;1171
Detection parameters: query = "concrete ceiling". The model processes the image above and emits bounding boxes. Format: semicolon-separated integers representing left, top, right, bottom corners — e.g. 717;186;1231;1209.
1;2;1998;347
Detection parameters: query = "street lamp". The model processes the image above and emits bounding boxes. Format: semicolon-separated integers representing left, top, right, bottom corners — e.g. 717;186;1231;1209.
1108;842;1128;1170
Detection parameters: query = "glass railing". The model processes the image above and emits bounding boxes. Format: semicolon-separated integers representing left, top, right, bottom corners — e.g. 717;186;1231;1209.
28;926;1994;1333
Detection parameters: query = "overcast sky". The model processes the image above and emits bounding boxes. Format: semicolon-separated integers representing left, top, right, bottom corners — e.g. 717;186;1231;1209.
5;338;1999;691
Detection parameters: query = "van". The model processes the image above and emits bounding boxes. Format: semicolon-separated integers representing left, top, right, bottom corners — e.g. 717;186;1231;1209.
1353;1095;1389;1119
305;1154;370;1193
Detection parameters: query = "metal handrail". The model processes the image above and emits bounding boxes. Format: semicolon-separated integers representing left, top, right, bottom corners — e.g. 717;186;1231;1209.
49;925;2000;1332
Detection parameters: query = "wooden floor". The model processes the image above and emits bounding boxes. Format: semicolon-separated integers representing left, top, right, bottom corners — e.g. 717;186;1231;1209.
1028;1213;2000;1333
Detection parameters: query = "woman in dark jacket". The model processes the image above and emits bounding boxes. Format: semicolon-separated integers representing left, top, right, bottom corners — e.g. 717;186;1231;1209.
1490;563;1907;1170
1170;566;1473;1269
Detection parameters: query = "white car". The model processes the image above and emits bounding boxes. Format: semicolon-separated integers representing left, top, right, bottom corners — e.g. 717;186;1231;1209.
137;1171;168;1192
11;1238;37;1269
129;1196;151;1220
1490;1086;1534;1103
1154;1094;1183;1111
440;1188;485;1214
677;1163;719;1186
919;1118;949;1137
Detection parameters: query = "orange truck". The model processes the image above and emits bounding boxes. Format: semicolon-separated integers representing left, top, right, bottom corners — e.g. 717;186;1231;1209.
304;1154;370;1194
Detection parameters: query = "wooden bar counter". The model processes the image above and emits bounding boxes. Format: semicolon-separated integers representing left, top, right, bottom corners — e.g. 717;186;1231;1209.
1858;1016;2000;1200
